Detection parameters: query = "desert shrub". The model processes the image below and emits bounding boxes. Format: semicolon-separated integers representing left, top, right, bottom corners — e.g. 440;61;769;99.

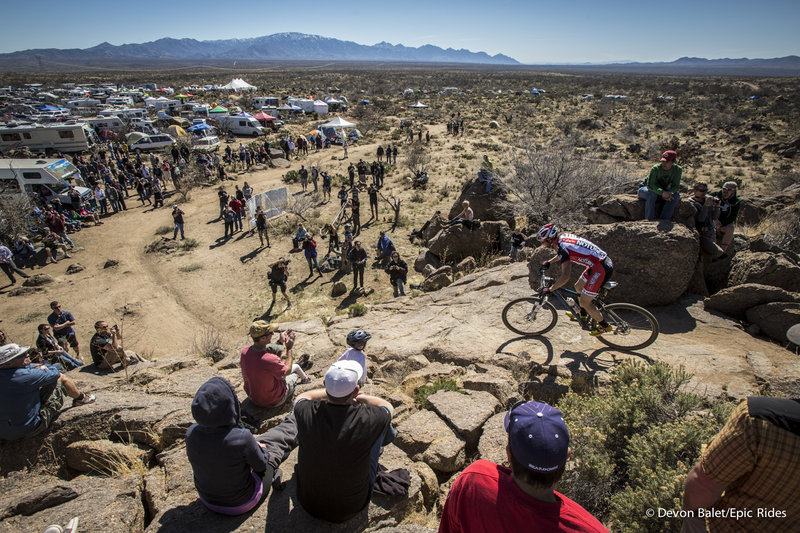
179;263;203;272
410;191;425;203
179;238;199;251
193;326;226;362
347;303;368;317
501;141;629;226
283;170;299;183
556;360;732;532
154;225;172;235
767;163;800;192
759;205;800;254
16;311;44;324
414;378;460;408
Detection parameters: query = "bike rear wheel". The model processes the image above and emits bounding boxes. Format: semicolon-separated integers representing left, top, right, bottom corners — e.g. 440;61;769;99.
597;302;659;350
502;297;558;336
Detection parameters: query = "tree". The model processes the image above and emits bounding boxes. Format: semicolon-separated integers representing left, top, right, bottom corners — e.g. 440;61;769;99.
500;141;629;227
404;143;431;176
378;191;402;231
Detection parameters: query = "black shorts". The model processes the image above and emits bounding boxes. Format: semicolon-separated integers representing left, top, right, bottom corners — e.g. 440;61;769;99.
56;332;79;348
269;280;287;293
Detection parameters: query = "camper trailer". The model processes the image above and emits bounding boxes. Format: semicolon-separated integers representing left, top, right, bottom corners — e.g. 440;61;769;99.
115;108;147;121
0;158;92;207
212;116;265;136
0;122;99;154
105;96;134;107
86;116;126;133
253;96;280;109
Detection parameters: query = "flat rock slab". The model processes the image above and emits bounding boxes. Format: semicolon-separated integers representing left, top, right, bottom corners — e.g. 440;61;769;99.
427;390;500;448
477;412;510;466
395;410;465;473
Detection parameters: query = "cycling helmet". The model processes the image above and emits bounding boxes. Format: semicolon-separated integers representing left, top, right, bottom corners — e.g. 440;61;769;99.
346;329;372;348
537;223;558;242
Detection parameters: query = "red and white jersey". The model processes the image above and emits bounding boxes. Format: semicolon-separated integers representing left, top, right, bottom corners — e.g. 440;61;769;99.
556;234;607;269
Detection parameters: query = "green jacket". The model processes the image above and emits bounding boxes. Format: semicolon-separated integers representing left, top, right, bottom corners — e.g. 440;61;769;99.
644;163;682;195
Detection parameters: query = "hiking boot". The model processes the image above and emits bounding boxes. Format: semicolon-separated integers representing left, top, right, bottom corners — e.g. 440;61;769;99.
589;324;613;337
73;393;96;406
297;353;312;370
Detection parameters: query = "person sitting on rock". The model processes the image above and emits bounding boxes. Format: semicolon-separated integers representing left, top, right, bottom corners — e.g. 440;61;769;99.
711;181;742;254
293;361;396;523
337;330;371;385
292;223;307;251
375;231;395;265
35;324;83;370
240;321;311;409
448;200;475;229
637;150;682;221
186;377;298;516
477;155;494;193
41;228;72;264
688;182;724;258
0;343;96;441
438;401;608;533
89;321;142;370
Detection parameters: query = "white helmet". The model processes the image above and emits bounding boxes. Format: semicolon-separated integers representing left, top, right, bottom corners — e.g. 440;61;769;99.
537;223;558;242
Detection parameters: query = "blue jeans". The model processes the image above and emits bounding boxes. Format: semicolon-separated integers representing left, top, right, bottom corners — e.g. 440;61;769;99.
56;350;83;370
393;278;405;297
638;187;680;221
368;423;397;489
306;255;320;275
174;223;184;239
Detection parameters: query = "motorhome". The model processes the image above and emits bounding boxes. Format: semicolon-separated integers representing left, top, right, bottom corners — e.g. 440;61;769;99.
114;108;147;121
0;158;92;207
0;122;99;154
212;115;265;136
253;96;280;108
105;96;134;107
86;116;126;133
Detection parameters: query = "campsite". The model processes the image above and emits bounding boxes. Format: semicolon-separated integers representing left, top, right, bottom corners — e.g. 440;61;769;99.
1;63;799;533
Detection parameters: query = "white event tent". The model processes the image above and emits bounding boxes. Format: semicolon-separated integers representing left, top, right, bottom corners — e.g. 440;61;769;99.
220;78;257;92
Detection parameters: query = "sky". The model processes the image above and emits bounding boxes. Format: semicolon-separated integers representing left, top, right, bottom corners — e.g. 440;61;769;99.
2;0;798;64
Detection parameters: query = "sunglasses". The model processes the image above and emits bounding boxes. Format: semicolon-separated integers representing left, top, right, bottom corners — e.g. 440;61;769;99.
722;187;736;191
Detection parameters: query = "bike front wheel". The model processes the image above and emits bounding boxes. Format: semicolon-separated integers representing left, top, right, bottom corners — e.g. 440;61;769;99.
597;303;659;350
502;297;558;336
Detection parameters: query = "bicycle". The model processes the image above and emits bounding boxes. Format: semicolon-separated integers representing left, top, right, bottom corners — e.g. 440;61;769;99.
502;266;659;350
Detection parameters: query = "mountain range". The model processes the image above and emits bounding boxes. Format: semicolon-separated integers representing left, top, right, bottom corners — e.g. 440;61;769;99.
0;33;519;69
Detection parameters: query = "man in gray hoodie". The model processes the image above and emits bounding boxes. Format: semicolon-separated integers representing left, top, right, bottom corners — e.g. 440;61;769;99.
185;377;297;515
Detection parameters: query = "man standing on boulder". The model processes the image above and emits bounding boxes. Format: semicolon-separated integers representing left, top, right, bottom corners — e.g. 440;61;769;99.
638;150;682;221
293;360;396;523
438;401;608;532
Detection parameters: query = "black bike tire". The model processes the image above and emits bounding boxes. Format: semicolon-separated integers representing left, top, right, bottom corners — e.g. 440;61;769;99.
501;297;558;337
597;302;660;350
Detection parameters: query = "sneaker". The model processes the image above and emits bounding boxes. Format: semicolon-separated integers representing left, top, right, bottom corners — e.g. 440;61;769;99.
589;324;613;337
73;393;96;406
300;376;312;384
565;311;585;321
296;353;310;369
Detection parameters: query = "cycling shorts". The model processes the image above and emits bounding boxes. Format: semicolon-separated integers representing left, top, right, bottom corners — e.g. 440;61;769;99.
579;257;614;297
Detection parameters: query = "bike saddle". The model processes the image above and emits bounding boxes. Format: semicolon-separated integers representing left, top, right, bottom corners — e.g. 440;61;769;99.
603;281;618;290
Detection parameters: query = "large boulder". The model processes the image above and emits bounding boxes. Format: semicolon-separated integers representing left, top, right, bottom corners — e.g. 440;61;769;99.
447;177;513;224
65;440;150;474
746;302;800;343
414;248;441;273
528;222;700;307
428;221;509;263
583;194;696;226
395;410;465;473
421;266;453;292
415;212;448;244
704;283;800;318
477;412;508;465
728;251;800;292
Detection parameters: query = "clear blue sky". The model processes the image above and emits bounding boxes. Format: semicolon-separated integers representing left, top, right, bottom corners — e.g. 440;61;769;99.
2;0;798;64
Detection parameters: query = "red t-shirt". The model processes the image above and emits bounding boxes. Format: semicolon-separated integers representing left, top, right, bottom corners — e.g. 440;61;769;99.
438;460;608;533
240;346;287;407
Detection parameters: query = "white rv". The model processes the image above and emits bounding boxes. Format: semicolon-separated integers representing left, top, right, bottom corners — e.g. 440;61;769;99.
0;122;99;154
0;158;92;207
253;96;280;108
213;116;265;136
105;96;134;107
86;116;126;133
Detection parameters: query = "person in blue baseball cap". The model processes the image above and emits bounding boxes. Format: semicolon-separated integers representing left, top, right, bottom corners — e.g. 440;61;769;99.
438;400;608;532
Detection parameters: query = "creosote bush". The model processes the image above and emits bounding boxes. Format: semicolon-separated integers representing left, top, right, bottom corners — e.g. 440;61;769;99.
555;360;733;533
347;302;368;317
414;378;460;409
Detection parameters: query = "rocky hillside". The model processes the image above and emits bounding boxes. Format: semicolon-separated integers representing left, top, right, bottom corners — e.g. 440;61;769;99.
1;260;797;532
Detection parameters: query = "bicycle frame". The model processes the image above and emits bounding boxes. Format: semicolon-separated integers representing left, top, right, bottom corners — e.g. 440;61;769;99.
537;268;606;327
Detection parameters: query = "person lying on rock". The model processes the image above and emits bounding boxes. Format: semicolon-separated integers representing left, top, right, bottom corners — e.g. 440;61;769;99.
0;343;96;441
438;401;608;533
186;377;298;516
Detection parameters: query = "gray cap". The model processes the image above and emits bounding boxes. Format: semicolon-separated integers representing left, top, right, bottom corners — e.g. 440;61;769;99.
0;344;30;365
787;324;800;345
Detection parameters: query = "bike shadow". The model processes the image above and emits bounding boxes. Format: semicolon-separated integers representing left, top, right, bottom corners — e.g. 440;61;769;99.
496;336;555;367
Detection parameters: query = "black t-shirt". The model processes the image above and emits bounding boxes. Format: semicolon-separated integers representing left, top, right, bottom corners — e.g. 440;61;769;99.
294;399;391;523
89;332;112;366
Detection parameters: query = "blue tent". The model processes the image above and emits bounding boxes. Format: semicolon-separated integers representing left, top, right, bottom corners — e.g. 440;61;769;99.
36;104;62;111
235;112;253;118
187;123;212;131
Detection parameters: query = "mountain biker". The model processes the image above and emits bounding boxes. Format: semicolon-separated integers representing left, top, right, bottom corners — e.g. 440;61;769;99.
537;224;613;336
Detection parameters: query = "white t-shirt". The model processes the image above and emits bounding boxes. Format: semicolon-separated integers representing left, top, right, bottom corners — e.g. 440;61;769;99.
337;348;367;385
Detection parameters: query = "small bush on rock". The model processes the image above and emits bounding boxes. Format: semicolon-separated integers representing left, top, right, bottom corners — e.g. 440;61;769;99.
556;360;732;532
414;378;460;409
347;303;368;317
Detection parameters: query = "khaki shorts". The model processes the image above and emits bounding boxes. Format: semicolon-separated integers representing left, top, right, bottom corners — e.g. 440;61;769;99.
30;381;65;437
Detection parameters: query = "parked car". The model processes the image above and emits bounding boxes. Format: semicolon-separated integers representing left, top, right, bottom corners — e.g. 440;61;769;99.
191;135;220;153
128;133;176;153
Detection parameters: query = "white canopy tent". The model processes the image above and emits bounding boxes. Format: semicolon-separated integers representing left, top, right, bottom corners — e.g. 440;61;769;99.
220;78;257;92
318;116;357;144
409;101;428;108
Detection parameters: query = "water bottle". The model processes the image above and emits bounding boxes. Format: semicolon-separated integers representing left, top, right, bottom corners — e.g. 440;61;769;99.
566;297;582;316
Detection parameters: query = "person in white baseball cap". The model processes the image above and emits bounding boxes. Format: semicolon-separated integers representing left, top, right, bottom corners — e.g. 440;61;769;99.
292;360;396;522
0;343;96;441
